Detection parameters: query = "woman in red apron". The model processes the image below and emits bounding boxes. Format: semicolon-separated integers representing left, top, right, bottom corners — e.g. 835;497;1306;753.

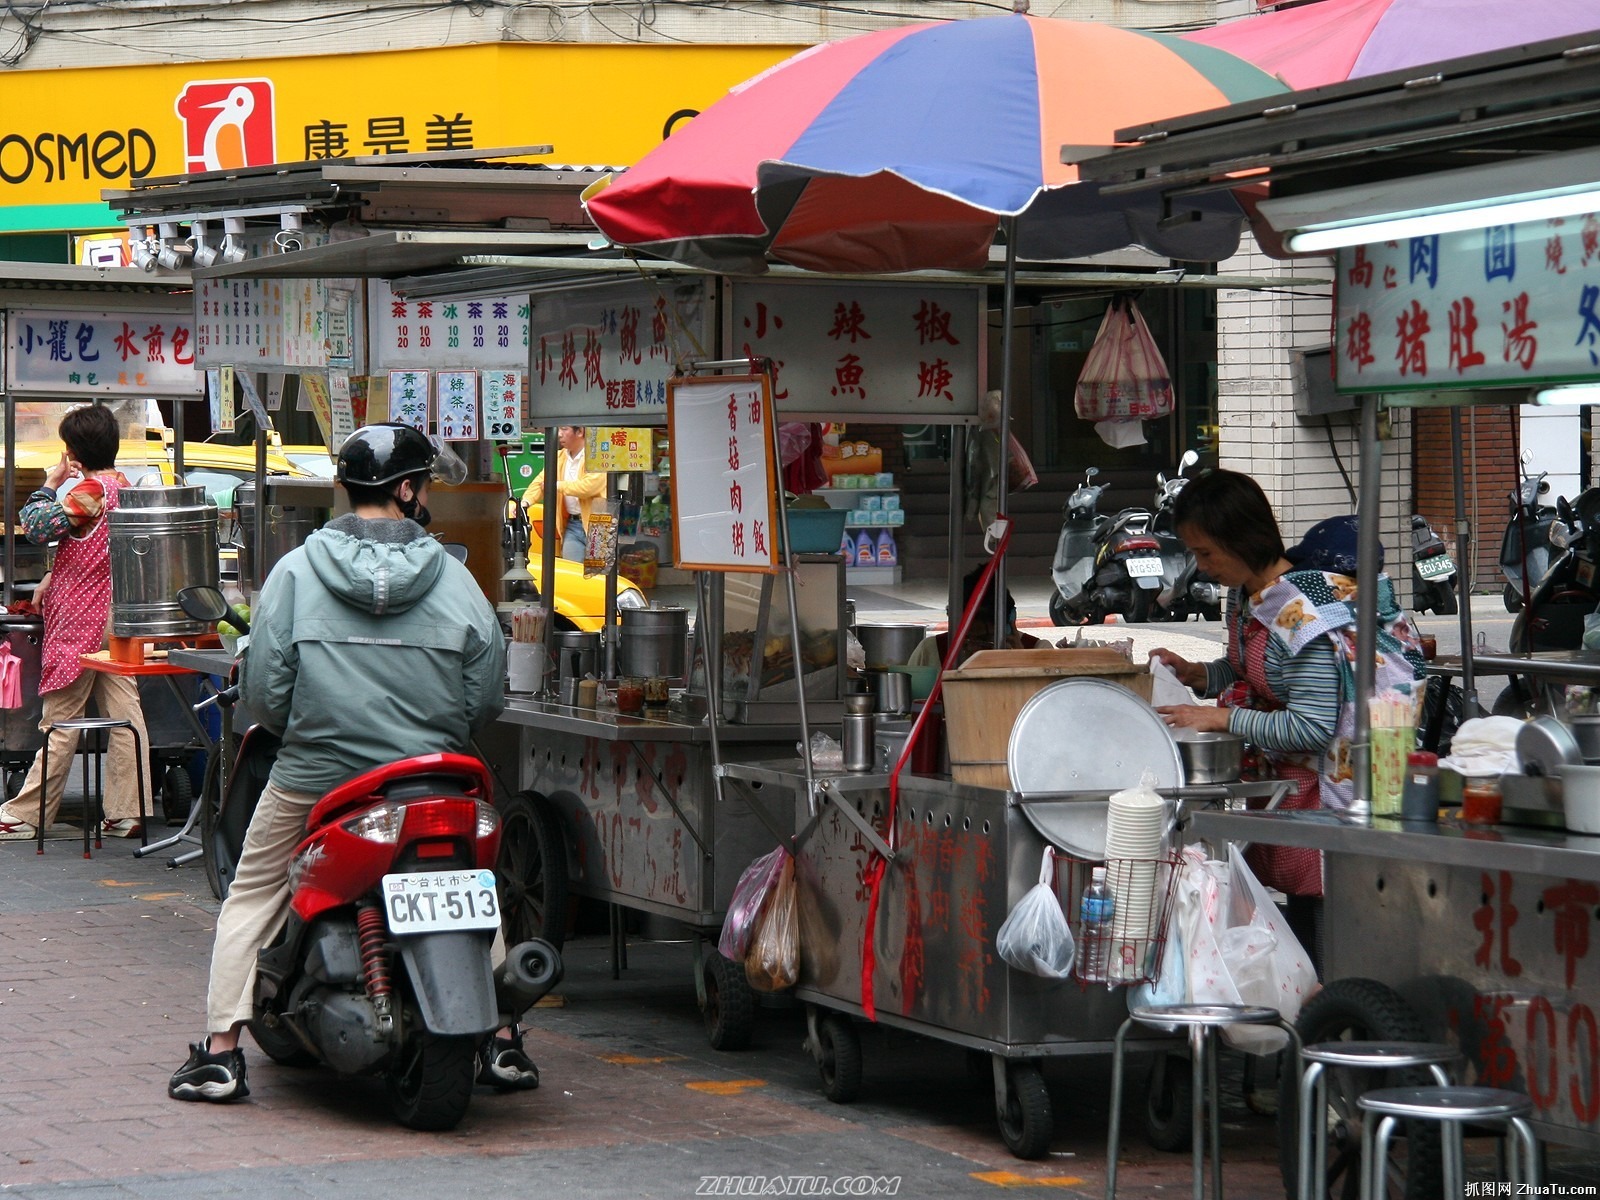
1150;473;1422;970
0;404;152;840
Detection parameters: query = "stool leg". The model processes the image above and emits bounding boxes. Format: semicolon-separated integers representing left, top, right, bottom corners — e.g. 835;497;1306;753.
129;726;148;849
1206;1029;1223;1200
1371;1115;1397;1200
1441;1119;1463;1200
37;732;48;855
1359;1110;1377;1200
1510;1117;1540;1187
90;731;102;855
1105;1017;1135;1200
1297;1060;1324;1200
1190;1024;1206;1200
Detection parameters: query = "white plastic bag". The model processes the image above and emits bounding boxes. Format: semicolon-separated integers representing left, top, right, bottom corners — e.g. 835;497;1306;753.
801;730;843;771
996;847;1075;979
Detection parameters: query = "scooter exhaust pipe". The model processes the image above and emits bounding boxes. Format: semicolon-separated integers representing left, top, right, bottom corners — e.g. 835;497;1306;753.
496;938;564;1016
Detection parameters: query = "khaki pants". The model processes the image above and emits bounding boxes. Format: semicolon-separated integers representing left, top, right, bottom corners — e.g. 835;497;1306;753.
206;777;506;1034
0;669;153;828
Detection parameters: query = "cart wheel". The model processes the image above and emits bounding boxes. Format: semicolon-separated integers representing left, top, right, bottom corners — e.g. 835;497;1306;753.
701;952;754;1051
496;791;569;951
161;764;194;825
816;1013;862;1104
996;1061;1053;1160
1143;1050;1194;1153
1277;978;1441;1200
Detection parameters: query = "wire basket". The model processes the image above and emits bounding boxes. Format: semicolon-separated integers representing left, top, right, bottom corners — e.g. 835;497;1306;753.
1052;851;1183;988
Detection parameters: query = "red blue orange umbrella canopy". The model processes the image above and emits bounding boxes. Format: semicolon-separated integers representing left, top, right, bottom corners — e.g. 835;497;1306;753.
1185;0;1600;90
583;15;1287;274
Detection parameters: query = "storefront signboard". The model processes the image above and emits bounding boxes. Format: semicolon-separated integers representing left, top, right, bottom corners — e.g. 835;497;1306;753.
668;374;778;573
5;308;202;397
587;427;654;472
726;280;985;422
1335;215;1600;391
369;279;528;371
527;277;713;426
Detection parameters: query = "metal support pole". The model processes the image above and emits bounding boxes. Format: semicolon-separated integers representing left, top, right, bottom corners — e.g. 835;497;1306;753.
603;471;619;681
252;411;268;604
993;218;1018;651
1352;394;1383;816
948;424;967;633
173;396;186;480
1449;408;1480;718
768;401;816;813
540;425;559;672
4;395;14;608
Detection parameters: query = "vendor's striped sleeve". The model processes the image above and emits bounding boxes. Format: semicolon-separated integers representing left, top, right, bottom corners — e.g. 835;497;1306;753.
1224;636;1341;753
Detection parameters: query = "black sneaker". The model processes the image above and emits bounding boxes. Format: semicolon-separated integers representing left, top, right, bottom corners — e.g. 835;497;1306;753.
478;1029;540;1091
168;1039;250;1103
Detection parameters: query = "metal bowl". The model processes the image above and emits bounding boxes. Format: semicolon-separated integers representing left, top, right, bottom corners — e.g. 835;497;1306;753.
854;623;926;668
1173;730;1244;784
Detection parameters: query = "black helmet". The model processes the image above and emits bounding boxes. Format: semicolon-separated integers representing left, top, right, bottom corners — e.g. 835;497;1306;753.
337;424;437;487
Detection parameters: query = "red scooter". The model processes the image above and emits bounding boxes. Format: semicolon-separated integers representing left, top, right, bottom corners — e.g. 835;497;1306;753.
179;587;561;1131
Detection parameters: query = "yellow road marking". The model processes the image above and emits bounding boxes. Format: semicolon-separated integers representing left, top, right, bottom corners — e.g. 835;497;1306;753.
599;1053;686;1065
136;892;186;901
96;880;144;888
970;1171;1085;1188
685;1079;766;1095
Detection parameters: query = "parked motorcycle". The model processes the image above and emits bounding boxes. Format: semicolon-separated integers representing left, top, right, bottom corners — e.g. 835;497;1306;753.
177;586;562;1131
1500;466;1557;613
1048;466;1108;626
1409;512;1459;615
1151;450;1221;622
1083;504;1166;623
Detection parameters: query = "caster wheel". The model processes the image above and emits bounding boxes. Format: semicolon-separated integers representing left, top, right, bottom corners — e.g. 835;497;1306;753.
996;1061;1053;1159
815;1013;862;1103
701;952;754;1051
161;764;194;825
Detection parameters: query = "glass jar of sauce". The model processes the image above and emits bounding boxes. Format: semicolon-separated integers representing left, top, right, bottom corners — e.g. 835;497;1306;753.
1461;777;1503;825
616;677;645;715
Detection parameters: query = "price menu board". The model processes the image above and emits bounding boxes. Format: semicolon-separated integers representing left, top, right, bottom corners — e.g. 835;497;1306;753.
668;374;778;573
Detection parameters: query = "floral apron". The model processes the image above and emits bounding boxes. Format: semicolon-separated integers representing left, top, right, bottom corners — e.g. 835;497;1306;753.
38;475;120;695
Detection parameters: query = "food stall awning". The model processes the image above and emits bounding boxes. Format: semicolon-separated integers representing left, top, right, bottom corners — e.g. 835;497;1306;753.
189;230;600;280
0;262;194;305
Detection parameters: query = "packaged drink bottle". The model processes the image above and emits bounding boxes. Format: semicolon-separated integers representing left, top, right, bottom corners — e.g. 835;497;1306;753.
1078;866;1115;983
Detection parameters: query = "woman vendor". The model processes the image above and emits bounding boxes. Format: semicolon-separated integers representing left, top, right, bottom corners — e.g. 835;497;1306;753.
1149;472;1423;966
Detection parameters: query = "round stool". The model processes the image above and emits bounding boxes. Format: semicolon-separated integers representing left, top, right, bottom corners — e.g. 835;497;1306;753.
1358;1086;1540;1199
38;716;148;859
1297;1042;1457;1200
1106;1003;1302;1200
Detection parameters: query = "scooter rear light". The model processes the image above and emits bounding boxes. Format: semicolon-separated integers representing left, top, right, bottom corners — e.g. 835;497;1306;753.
400;798;478;840
1121;537;1160;552
414;840;458;860
476;801;500;840
343;801;406;845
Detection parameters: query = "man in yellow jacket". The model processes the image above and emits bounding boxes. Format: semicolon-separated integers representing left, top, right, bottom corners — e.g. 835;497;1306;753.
521;426;606;561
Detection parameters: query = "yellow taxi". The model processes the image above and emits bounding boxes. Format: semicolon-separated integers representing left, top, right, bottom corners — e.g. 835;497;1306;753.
520;499;648;632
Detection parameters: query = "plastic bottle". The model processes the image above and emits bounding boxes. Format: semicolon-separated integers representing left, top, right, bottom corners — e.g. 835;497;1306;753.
1078;867;1115;983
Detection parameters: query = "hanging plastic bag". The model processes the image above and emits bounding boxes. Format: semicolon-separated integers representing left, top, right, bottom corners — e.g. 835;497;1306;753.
1073;297;1175;423
1006;432;1039;492
745;851;799;992
995;847;1076;979
718;846;790;962
0;645;21;710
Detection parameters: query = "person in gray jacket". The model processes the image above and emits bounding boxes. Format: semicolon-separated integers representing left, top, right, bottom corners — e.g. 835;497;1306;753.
169;424;523;1104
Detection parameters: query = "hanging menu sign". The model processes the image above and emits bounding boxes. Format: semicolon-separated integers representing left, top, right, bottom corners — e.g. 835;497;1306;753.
1336;215;1600;392
527;277;713;426
5;309;202;396
668;374;778;573
436;369;479;441
386;369;429;429
726;279;984;422
369;279;528;370
194;275;334;369
587;426;654;472
484;369;524;441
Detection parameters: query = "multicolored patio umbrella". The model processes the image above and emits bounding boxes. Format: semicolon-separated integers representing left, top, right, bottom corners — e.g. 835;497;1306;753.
1185;0;1600;90
583;14;1286;274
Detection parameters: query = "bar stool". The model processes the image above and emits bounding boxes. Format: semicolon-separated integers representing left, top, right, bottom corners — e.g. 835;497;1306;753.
1297;1042;1457;1200
1106;1004;1302;1200
1359;1086;1540;1199
37;716;148;859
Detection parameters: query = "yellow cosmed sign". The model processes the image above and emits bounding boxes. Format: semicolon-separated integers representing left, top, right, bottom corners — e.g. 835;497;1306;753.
0;42;801;234
587;427;655;472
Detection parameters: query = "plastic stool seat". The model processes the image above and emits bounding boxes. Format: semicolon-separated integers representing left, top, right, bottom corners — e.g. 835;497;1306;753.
1302;1041;1458;1070
1359;1086;1532;1122
1132;1004;1282;1028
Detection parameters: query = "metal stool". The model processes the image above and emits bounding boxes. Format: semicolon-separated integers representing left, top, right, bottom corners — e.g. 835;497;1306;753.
37;717;148;859
1297;1042;1457;1200
1107;1004;1302;1200
1359;1086;1540;1199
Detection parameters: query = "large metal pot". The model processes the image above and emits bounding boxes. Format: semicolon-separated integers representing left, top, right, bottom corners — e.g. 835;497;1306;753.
109;484;218;638
235;478;333;594
1173;730;1243;784
619;605;688;679
854;622;925;668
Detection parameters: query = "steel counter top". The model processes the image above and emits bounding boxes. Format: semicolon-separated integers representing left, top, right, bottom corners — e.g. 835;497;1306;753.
496;696;813;744
166;647;238;676
1189;808;1600;881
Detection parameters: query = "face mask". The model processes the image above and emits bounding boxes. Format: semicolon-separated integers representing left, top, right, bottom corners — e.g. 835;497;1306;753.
394;482;432;528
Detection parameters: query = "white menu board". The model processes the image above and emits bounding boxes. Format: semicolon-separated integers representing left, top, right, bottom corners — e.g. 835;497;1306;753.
369;279;528;370
436;370;479;441
668;374;778;573
386;369;429;430
726;280;984;421
194;275;333;369
5;309;202;396
484;369;524;440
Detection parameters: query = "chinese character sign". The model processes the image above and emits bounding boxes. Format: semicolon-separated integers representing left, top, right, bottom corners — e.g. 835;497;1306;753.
586;427;654;472
1336;214;1600;391
192;236;334;368
527;278;713;426
386;369;429;430
370;280;528;370
5;309;202;397
728;281;983;421
328;369;355;451
436;370;479;441
485;370;524;441
668;375;778;572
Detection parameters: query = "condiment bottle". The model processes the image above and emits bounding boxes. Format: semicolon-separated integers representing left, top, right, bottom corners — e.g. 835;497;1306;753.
1400;751;1441;822
1461;776;1503;825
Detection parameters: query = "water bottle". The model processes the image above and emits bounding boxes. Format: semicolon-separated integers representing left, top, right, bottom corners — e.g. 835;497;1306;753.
1078;866;1115;983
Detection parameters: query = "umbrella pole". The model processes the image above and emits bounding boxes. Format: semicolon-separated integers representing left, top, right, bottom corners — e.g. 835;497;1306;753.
1450;408;1480;718
1352;394;1383;815
993;217;1018;651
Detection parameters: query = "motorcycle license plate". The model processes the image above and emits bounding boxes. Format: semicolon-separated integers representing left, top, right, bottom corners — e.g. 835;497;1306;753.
381;869;500;934
1416;553;1455;581
1125;555;1164;578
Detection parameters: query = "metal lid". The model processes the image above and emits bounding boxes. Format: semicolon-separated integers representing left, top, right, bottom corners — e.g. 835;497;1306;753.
555;629;599;649
1517;715;1582;777
116;483;209;508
